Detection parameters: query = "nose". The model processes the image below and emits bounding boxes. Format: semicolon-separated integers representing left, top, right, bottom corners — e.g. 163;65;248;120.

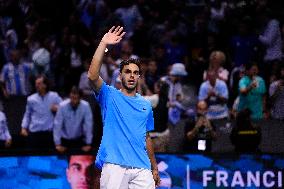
79;174;88;183
130;73;135;78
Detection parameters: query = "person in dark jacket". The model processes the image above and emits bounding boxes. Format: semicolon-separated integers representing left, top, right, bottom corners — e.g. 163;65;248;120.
230;108;262;153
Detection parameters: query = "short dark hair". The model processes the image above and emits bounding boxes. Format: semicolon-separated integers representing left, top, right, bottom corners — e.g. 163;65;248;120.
119;59;141;73
245;62;259;71
36;75;50;91
70;86;83;97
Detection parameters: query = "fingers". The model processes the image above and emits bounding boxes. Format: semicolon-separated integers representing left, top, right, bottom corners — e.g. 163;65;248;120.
114;26;123;33
118;31;126;38
115;32;126;43
110;26;125;35
108;26;115;33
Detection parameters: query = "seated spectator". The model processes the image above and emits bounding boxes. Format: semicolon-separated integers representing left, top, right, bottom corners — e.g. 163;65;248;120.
198;69;229;121
53;86;93;153
230;109;261;153
269;65;284;120
184;101;217;153
0;111;12;148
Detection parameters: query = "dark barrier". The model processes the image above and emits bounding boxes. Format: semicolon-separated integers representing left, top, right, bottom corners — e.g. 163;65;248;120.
0;153;283;188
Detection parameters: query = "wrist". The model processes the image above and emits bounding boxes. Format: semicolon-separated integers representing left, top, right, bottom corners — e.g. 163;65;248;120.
152;168;158;171
100;40;107;46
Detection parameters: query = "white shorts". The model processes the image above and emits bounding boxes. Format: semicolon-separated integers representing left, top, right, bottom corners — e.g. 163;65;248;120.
100;163;155;189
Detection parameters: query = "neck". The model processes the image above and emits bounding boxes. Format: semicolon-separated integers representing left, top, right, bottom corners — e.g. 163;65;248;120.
38;91;47;96
120;88;136;96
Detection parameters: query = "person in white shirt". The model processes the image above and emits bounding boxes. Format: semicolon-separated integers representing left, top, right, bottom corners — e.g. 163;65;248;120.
0;111;12;148
54;86;93;153
21;75;62;149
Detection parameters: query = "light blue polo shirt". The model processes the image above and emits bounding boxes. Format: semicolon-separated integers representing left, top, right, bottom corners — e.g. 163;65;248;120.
94;82;154;170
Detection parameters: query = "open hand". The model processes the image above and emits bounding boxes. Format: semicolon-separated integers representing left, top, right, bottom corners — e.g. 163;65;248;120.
101;26;126;45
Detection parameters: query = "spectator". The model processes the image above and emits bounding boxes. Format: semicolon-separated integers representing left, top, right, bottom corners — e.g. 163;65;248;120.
230;109;261;153
168;93;186;126
114;0;143;38
79;58;103;150
145;80;169;152
238;62;266;121
161;63;188;102
79;59;93;95
0;111;12;148
20;75;62;149
1;29;18;63
203;50;229;82
257;8;282;84
198;69;229;121
229;17;260;68
144;79;169;133
184;101;217;153
164;35;188;66
0;49;32;96
145;60;160;93
269;65;284;120
53;86;93;153
32;47;51;77
63;33;86;94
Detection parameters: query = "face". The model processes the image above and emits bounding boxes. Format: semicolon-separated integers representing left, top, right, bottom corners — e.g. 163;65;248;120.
35;77;47;94
209;51;224;67
66;155;95;189
248;65;258;77
120;63;140;92
148;61;157;74
197;101;208;116
10;50;21;64
70;93;80;107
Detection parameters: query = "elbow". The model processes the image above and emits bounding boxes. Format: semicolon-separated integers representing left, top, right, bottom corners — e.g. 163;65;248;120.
87;71;99;82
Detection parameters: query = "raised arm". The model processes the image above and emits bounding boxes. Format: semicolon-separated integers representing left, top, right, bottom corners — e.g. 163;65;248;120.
88;26;125;92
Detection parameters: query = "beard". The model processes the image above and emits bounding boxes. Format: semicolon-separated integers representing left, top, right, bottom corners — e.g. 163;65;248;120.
121;77;137;92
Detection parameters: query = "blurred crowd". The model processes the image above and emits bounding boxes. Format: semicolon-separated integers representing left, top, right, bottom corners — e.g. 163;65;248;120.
0;0;284;154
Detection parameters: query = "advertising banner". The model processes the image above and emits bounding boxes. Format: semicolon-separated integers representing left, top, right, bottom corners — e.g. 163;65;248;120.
156;154;284;189
0;154;283;188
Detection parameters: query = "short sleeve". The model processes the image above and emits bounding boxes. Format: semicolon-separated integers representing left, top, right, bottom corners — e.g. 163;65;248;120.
95;82;109;108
